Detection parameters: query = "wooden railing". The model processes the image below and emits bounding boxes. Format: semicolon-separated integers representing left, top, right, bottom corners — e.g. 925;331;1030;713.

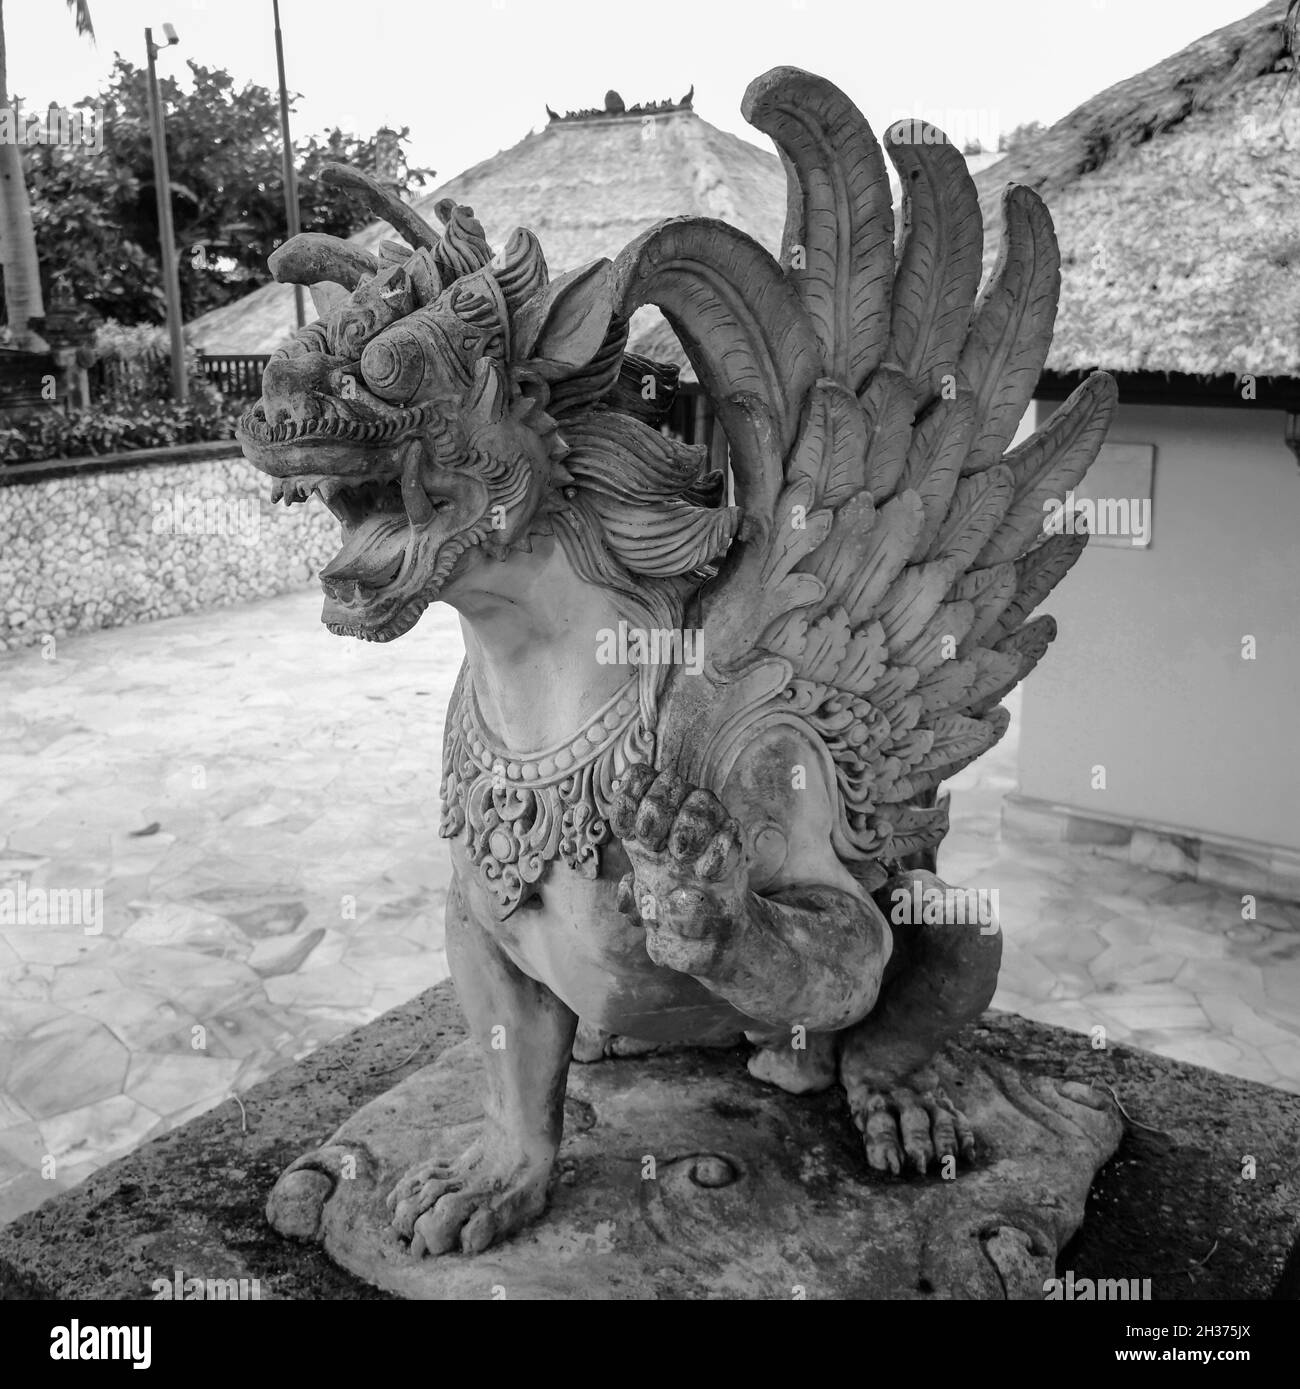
197;354;271;398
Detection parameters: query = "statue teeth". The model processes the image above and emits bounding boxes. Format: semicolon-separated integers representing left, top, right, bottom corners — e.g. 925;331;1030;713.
270;480;284;502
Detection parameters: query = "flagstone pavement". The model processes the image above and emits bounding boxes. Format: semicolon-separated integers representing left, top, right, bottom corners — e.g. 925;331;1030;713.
1;588;1297;1225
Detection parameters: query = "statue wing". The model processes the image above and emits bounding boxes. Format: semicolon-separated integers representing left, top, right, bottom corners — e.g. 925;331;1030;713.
615;68;1116;890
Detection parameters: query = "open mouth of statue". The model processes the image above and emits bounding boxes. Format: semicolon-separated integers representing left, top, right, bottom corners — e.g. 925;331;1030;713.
237;397;453;634
235;392;486;642
271;472;454;610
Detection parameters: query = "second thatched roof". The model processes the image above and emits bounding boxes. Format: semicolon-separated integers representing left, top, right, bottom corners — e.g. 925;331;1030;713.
975;0;1300;381
196;7;1299;388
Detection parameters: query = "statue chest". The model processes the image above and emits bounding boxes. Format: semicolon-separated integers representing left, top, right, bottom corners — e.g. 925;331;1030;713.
438;668;748;1038
437;665;652;919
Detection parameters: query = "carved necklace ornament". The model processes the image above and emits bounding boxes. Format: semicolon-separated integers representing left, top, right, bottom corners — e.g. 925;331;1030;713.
440;667;653;917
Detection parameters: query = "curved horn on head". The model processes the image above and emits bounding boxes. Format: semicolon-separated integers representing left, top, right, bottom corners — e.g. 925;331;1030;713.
269;233;378;291
613;216;821;519
319;162;440;250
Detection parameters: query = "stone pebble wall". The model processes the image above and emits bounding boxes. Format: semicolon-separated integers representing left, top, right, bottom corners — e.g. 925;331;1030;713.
0;451;338;652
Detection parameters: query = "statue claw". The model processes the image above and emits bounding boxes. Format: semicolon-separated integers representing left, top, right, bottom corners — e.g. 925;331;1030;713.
852;1081;976;1177
386;1139;552;1258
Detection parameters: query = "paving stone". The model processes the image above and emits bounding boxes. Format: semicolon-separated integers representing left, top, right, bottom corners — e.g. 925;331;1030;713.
8;1016;129;1119
124;1054;243;1117
38;1095;161;1172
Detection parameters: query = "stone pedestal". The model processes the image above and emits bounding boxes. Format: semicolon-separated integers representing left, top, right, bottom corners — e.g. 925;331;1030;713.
265;1036;1121;1299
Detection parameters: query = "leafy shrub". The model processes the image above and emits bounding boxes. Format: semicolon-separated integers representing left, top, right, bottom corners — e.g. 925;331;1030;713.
0;399;239;464
91;319;224;412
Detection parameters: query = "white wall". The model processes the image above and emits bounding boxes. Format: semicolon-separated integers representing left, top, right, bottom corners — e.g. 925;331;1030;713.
1016;399;1300;853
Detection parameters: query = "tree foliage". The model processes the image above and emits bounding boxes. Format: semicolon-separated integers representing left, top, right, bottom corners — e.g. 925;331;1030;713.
996;120;1046;154
25;57;432;325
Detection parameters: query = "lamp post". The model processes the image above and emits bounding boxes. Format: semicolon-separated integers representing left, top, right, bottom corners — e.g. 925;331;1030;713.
273;0;305;330
145;23;187;403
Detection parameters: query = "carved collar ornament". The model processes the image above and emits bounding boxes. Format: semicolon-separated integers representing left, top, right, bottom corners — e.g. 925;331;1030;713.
440;666;653;917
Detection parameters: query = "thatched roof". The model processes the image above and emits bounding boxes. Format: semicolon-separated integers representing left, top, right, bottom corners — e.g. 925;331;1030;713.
199;10;1299;388
188;104;786;378
974;0;1300;380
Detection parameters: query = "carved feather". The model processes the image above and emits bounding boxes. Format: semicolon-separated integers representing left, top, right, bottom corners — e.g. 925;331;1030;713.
916;657;978;716
978;372;1118;566
989;530;1089;645
883;122;983;410
877;561;953;654
786;382;869;507
763;478;834;585
799;491;876;608
962;647;1028;716
896;599;975;675
958;561;1017;656
742;67;895;394
882;801;951;857
859;365;915;502
994;613;1057;672
925;465;1013;572
835;621;888;694
879;711;1001;802
957;186;1060;475
902;391;976;552
797;609;854;682
950;561;1012;605
838;491;925;625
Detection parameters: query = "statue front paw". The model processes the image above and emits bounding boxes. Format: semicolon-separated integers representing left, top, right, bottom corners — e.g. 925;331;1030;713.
386;1138;553;1258
608;765;748;979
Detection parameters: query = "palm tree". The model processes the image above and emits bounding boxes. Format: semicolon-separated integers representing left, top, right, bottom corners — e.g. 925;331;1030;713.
0;1;94;350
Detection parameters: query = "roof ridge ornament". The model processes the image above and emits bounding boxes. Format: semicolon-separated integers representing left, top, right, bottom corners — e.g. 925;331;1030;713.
545;86;695;124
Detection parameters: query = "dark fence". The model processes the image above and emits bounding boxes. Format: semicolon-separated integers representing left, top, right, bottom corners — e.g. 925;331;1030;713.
198;354;271;399
0;349;62;412
88;356;151;402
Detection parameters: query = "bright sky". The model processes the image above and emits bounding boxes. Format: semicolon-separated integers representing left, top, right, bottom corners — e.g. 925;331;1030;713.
4;0;1269;180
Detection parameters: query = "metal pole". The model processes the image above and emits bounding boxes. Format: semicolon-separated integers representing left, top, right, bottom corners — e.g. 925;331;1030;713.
273;0;305;329
145;28;187;403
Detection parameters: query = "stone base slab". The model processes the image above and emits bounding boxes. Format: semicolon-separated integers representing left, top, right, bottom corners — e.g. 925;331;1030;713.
265;1038;1121;1300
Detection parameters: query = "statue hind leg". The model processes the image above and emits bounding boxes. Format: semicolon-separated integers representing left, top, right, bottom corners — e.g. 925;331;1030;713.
837;869;1002;1174
386;877;578;1256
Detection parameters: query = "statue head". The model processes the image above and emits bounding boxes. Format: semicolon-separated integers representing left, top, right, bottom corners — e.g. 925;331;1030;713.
238;184;740;643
